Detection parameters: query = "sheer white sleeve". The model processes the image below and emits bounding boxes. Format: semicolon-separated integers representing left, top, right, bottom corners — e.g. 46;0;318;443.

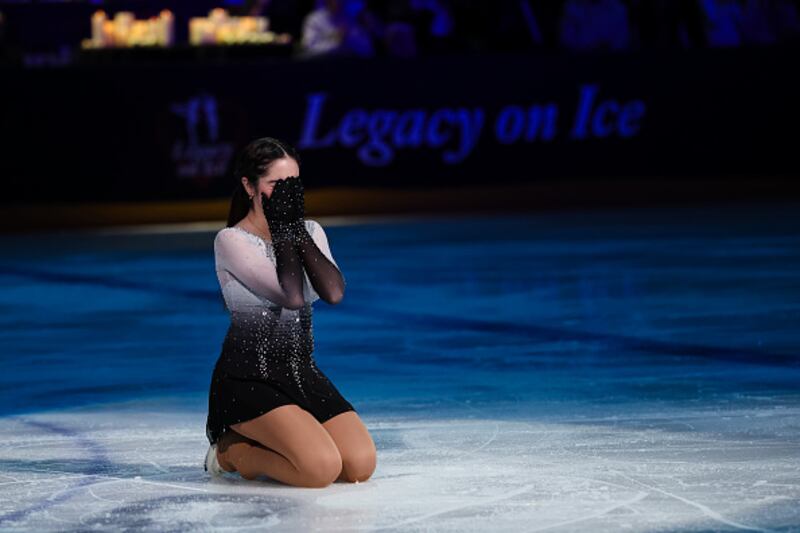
214;228;305;310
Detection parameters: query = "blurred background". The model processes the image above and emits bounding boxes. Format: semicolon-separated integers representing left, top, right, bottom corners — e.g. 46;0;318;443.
1;0;799;230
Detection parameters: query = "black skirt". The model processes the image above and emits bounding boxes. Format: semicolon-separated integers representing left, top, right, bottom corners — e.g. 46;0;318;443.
206;306;356;446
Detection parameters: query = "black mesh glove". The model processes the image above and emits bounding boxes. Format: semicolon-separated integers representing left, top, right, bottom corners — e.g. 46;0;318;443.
288;177;346;304
260;178;305;309
264;176;345;305
261;177;306;244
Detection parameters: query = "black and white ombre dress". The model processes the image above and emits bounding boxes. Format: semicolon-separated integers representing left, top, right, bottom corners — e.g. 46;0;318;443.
206;221;355;446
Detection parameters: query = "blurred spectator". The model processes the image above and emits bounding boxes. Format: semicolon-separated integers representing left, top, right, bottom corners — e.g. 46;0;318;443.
383;19;418;58
365;0;456;58
559;0;632;51
698;0;745;46
366;1;415;57
409;0;456;54
446;1;545;54
628;0;707;49
238;0;316;43
300;0;376;57
491;0;542;51
739;0;800;45
524;1;566;50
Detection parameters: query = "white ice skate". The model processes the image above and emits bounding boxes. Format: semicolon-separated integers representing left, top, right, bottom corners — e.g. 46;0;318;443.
204;444;226;477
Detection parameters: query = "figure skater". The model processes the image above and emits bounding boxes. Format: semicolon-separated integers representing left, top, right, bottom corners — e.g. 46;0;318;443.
204;137;376;487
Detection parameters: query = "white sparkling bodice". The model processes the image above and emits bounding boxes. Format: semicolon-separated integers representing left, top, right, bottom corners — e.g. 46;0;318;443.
214;220;336;321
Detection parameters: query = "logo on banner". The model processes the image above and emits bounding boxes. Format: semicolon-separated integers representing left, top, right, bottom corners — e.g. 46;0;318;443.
168;93;234;182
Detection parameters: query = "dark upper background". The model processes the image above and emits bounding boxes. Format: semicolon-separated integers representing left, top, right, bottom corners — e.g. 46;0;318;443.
1;0;799;226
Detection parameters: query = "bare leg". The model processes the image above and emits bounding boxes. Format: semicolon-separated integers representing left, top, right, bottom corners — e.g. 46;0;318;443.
219;404;343;488
216;429;294;481
322;411;377;483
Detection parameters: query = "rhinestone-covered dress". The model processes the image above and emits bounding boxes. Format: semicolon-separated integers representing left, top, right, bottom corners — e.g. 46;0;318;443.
205;220;355;446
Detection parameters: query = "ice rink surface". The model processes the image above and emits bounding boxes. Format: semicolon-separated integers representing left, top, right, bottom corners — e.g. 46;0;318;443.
1;203;799;532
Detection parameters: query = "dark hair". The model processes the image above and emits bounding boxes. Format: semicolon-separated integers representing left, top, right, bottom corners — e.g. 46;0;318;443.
226;137;301;227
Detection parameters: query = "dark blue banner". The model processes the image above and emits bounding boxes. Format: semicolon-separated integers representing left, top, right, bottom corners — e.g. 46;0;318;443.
1;48;797;204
